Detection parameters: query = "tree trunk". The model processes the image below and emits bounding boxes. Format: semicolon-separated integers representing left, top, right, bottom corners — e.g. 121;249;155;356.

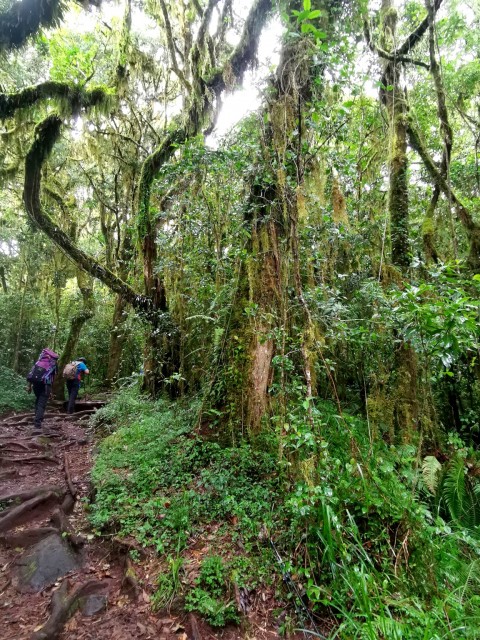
53;271;94;398
380;0;410;270
11;264;28;373
0;265;7;293
106;294;128;386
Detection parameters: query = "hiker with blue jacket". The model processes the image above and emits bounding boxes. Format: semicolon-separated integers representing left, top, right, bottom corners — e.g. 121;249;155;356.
26;348;59;435
63;358;90;414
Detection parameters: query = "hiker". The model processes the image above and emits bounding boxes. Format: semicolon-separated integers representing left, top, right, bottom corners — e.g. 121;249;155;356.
26;348;59;435
63;358;90;414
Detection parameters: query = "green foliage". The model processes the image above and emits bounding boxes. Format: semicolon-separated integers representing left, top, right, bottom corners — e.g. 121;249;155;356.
185;556;239;627
90;388;281;556
90;388;480;635
152;556;184;611
0;365;33;414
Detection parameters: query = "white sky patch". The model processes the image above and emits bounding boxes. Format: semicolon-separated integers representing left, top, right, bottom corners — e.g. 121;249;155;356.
0;240;19;257
208;15;284;145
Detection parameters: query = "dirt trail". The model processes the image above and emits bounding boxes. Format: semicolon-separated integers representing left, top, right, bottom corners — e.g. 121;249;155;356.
0;406;195;640
0;407;289;640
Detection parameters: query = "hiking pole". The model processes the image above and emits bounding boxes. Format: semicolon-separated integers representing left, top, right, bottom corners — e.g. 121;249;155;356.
269;538;326;640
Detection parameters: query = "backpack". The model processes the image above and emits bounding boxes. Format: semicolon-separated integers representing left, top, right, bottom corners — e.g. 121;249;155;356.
27;348;59;385
63;361;79;380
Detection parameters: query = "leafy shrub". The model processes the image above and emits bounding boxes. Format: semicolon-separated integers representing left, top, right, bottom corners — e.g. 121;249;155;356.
90;388;480;635
0;365;33;414
185;556;239;627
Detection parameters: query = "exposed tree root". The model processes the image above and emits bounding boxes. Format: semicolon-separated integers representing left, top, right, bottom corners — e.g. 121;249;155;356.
0;441;45;452
0;412;60;424
0;469;19;481
121;556;141;601
30;579;108;640
112;536;147;559
0;526;58;548
0;454;58;466
0;485;63;505
0;491;60;533
50;509;85;549
61;493;75;514
63;453;77;498
189;613;202;640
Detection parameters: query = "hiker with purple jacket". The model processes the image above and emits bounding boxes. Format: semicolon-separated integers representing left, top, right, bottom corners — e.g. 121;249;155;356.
63;358;90;414
26;348;59;435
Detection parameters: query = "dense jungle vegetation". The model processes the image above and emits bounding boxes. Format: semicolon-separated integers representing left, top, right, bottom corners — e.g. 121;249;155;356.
1;0;480;636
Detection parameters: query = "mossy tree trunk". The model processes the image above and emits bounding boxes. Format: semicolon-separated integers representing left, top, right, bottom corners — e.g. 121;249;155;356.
379;0;410;271
106;294;128;386
218;3;347;432
53;270;94;399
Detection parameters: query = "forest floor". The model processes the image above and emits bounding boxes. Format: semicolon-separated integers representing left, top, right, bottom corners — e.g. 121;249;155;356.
0;404;297;640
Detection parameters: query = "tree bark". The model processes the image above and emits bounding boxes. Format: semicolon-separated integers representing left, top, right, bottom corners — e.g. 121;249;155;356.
106;294;128;386
53;270;94;398
380;0;410;270
0;265;7;293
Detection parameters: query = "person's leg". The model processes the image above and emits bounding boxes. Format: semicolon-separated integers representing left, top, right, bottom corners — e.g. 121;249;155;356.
67;380;80;414
33;383;49;431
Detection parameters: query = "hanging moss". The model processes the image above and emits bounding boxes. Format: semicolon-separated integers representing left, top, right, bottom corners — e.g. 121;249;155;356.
0;0;66;52
0;82;113;121
0;0;103;52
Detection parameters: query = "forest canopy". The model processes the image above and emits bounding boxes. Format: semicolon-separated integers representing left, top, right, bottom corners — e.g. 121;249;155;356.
1;0;480;636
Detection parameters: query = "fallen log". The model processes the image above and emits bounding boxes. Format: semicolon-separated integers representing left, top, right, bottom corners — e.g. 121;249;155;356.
30;579;108;640
0;491;60;533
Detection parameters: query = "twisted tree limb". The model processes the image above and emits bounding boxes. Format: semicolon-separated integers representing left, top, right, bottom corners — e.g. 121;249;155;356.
23;116;152;313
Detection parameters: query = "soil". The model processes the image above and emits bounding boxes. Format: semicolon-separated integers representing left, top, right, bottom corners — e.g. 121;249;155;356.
0;405;305;640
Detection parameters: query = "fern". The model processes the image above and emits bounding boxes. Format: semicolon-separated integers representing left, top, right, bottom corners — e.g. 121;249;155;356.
422;456;442;494
439;457;480;530
457;560;480;605
442;457;467;523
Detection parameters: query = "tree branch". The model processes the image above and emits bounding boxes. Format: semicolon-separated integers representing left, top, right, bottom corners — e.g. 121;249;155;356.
138;0;272;220
364;22;430;69
0;82;111;121
0;0;102;52
158;0;192;93
23;116;151;312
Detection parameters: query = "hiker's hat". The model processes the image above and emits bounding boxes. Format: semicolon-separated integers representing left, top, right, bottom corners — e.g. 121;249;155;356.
77;357;87;363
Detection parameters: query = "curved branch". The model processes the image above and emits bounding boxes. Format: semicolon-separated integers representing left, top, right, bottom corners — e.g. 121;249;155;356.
397;0;442;55
23;115;151;312
364;23;430;69
138;0;272;216
0;82;112;121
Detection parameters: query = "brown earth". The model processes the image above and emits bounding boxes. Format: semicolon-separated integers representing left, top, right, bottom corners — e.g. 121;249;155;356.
0;405;306;640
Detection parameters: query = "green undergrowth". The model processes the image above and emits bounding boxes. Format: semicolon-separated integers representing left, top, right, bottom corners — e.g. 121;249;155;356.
90;388;480;638
0;365;34;414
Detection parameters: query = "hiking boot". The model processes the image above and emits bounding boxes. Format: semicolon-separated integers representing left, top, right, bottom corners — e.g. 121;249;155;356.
32;427;42;436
